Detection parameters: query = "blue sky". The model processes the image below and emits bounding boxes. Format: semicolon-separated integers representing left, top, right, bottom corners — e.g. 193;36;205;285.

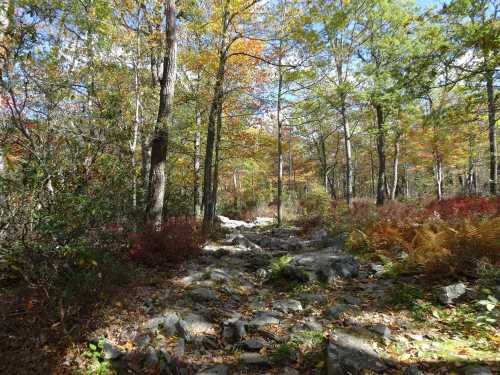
416;0;441;8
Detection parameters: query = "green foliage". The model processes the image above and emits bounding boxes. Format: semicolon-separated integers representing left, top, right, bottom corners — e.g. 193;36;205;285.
300;184;332;219
79;339;114;375
269;255;293;281
387;284;424;308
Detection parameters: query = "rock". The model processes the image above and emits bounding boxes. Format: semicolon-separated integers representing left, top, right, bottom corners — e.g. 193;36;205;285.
217;215;255;229
256;268;269;279
240;352;270;366
326;304;348;319
176;319;192;342
101;339;122;360
282;265;314;283
369;263;385;276
405;365;424;375
197;365;230;375
463;366;493;375
326;329;387;374
343;295;361;306
174;338;186;357
299;293;327;304
288;250;359;283
190;288;218;302
292;317;323;332
273;299;303;313
436;282;466;304
249;311;281;326
209;269;231;282
303;317;323;331
180;271;205;286
182;312;216;336
144;312;179;336
242;337;267;350
369;324;391;338
144;346;159;368
253;217;275;226
282;367;301;375
230;234;262;251
222;316;247;342
311;228;329;242
133;334;151;350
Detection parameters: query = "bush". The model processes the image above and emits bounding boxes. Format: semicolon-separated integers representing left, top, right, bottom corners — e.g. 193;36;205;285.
425;196;500;220
129;217;205;266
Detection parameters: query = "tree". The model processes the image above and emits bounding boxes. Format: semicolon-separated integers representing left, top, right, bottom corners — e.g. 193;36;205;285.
145;0;178;226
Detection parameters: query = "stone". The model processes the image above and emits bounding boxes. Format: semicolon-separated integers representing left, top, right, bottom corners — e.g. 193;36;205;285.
133;334;151;350
299;293;327;304
369;263;385;276
282;367;300;375
253;217;275;226
176;319;191;342
230;234;262;251
144;346;159;368
217;215;255;230
369;324;391;338
209;269;231;282
436;283;466;304
273;299;303;313
326;304;348;319
182;312;216;336
256;268;269;279
311;228;329;242
190;288;218;302
343;295;361;306
101;339;122;360
405;365;424;375
242;337;267;350
303;317;323;331
240;352;270;366
144;312;179;335
197;365;230;375
222;317;247;342
326;329;387;374
174;338;186;357
248;311;281;326
463;366;493;375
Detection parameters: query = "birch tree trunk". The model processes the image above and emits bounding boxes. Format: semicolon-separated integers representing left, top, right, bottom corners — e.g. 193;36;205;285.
390;134;400;200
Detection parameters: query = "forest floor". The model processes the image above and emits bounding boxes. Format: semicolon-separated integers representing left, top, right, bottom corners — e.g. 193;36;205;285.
1;217;499;375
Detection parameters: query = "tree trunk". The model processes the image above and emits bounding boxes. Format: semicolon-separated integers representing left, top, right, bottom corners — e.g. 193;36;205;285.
390;134;400;200
434;157;444;201
375;104;386;206
486;69;497;195
202;8;228;231
145;0;177;227
211;104;223;220
277;52;284;226
340;97;353;207
193;105;201;216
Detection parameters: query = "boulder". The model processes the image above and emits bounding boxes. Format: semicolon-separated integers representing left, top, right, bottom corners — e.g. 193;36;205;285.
240;352;271;366
189;288;218;302
217;215;255;229
326;329;387;374
100;339;122;360
242;337;267;350
197;365;230;375
230;234;262;251
326;304;348;319
248;311;282;327
272;299;303;313
463;366;493;375
436;283;466;304
369;324;391;338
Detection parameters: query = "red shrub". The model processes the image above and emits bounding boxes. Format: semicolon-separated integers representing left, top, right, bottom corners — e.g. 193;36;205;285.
425;196;500;220
129;217;205;266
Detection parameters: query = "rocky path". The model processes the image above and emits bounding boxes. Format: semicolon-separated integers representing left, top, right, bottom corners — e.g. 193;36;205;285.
77;217;497;375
